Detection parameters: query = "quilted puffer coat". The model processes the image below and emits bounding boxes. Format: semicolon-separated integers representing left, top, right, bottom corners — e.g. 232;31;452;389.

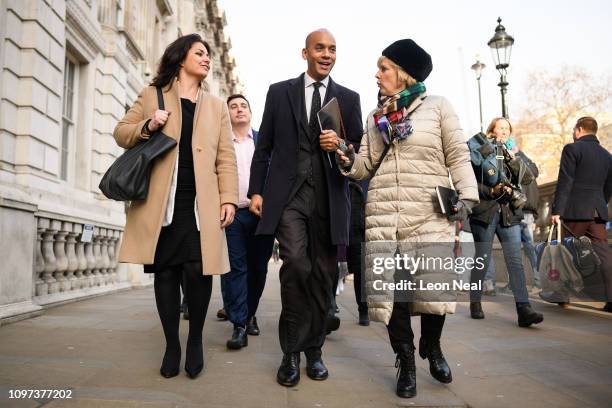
343;93;479;324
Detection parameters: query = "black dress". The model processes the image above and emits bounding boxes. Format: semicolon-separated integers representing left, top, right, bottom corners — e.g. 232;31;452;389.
145;98;201;272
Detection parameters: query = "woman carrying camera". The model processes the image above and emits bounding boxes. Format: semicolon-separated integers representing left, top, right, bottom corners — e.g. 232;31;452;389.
113;34;237;379
468;117;543;327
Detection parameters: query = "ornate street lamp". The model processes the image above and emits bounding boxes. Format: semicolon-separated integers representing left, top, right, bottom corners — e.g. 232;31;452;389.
471;56;486;132
488;17;514;118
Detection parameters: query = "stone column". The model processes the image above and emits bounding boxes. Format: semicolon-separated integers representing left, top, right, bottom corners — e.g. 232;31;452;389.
35;219;47;296
100;228;111;285
53;223;69;292
41;219;59;294
108;229;118;284
98;0;116;26
65;222;79;291
74;224;87;290
92;227;102;286
85;236;96;288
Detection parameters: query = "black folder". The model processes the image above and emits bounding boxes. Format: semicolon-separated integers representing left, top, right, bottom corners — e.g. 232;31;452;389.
436;186;459;215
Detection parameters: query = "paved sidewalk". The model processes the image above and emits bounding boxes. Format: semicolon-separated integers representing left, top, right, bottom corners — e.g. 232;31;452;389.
0;262;611;407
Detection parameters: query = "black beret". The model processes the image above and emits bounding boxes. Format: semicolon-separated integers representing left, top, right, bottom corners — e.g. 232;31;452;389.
382;39;432;82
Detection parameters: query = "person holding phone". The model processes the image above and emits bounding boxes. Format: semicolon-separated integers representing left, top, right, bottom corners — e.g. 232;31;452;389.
336;39;478;398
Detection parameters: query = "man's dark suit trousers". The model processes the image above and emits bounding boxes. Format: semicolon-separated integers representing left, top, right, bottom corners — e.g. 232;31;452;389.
276;181;336;356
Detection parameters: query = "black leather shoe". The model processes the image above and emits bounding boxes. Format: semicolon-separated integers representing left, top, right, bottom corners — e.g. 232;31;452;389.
358;311;370;326
277;353;300;387
419;338;452;384
470;301;485;319
395;344;416;398
159;345;181;378
306;356;329;380
326;315;340;334
184;342;203;379
517;304;543;327
226;326;248;350
246;316;260;336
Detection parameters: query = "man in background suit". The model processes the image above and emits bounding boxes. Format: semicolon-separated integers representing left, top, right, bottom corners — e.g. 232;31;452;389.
551;116;612;312
222;95;274;350
248;29;363;386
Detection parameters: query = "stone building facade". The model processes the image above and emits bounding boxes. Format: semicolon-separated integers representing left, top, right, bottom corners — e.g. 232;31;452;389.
0;0;240;323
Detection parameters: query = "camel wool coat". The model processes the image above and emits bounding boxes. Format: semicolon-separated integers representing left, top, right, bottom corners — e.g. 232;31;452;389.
113;81;238;275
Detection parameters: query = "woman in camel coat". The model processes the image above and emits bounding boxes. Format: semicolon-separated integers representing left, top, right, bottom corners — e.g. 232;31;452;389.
113;34;237;379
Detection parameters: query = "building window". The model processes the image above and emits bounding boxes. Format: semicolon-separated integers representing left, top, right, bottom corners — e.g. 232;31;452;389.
61;57;77;181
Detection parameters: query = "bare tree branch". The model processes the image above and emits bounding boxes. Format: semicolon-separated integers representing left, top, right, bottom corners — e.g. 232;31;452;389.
516;65;612;182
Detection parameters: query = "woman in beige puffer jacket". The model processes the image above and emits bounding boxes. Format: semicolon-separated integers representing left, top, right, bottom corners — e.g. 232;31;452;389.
337;39;478;399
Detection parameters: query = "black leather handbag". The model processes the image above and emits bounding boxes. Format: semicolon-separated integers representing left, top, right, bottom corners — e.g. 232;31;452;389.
99;87;177;201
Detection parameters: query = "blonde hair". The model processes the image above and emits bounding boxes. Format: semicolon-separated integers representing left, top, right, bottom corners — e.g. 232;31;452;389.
377;56;417;88
486;117;513;137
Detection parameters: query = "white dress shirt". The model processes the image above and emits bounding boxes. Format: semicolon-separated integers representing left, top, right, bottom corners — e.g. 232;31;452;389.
304;72;329;122
233;129;255;208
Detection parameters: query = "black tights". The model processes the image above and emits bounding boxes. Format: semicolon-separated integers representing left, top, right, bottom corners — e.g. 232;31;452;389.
154;261;212;350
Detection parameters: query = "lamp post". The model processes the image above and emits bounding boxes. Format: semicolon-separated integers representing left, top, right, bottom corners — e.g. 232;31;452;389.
471;57;486;132
488;17;514;119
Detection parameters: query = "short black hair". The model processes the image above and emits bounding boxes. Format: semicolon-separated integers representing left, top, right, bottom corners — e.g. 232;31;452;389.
226;94;250;111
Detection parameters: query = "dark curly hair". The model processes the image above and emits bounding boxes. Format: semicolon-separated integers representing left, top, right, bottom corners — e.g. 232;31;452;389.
150;34;211;88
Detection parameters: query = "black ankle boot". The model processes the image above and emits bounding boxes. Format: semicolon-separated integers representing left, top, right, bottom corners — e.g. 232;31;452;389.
246;316;260;335
160;345;181;378
419;338;452;383
184;341;203;379
395;344;417;398
517;303;544;327
358;310;370;326
470;301;485;319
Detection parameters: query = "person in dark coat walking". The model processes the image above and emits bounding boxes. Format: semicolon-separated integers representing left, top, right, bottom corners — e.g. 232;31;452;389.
248;29;363;386
551;116;612;312
347;180;369;326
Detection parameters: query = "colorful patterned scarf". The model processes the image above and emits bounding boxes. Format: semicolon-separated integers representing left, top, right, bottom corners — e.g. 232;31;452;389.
374;82;426;144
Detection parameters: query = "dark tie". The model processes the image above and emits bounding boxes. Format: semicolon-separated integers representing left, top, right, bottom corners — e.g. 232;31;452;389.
309;81;322;135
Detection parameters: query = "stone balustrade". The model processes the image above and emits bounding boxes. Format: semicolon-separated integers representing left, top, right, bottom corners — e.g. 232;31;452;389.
33;217;125;304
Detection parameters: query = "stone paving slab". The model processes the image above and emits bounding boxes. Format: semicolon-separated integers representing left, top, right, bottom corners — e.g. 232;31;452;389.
0;262;610;407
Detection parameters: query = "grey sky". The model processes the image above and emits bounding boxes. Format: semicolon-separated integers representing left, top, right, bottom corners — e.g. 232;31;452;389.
219;0;612;136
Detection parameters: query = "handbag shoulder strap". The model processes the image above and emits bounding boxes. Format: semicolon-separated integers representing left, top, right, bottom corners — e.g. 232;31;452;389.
156;87;165;111
371;143;392;177
495;142;506;180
